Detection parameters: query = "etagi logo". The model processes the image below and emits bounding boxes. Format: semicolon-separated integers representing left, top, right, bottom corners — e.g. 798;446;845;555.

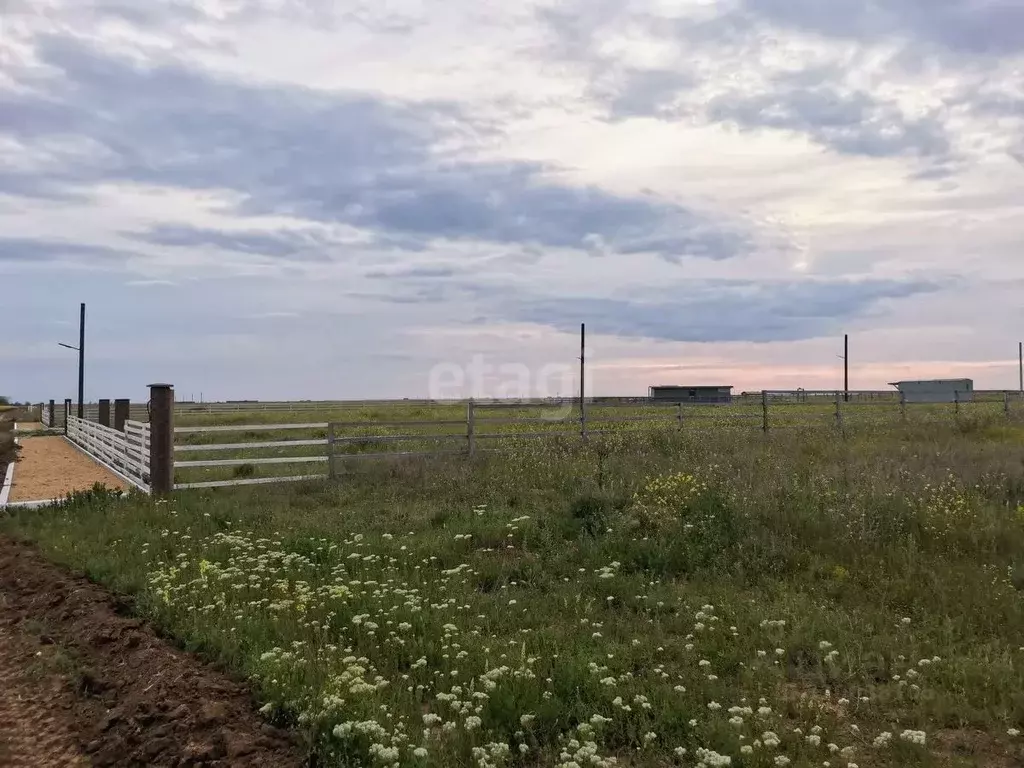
427;355;592;420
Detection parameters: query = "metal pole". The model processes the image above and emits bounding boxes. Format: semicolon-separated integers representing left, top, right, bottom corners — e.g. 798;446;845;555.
1018;341;1022;397
580;323;586;439
77;302;85;419
844;334;849;403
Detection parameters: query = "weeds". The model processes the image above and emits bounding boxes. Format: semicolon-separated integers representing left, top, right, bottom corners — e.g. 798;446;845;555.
3;424;1024;766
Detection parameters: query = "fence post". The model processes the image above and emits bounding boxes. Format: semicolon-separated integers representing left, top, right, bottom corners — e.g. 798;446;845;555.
48;399;55;428
761;391;769;433
677;402;683;430
327;422;336;480
467;399;476;457
899;391;906;421
98;398;111;427
954;390;960;423
64;398;71;435
148;383;174;496
1005;391;1011;419
114;399;130;432
835;390;845;438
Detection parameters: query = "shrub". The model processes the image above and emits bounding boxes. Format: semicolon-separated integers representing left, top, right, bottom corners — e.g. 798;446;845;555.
568;491;615;537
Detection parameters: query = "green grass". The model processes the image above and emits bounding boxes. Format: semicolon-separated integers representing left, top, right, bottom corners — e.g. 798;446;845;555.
170;398;1022;486
4;421;1024;767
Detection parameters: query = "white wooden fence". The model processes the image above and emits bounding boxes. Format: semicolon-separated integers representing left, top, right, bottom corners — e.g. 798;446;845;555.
170;401;700;490
173;422;328;490
152;390;1024;492
66;416;151;492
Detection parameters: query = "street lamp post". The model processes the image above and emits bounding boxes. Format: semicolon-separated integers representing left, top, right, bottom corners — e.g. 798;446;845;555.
58;303;85;418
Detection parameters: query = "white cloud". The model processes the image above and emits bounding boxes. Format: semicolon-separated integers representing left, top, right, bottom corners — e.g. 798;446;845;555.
1;0;1022;402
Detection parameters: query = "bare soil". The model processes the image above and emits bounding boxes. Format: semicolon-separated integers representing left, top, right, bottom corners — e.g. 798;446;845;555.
8;437;125;502
1;416;15;499
0;536;306;767
0;616;89;767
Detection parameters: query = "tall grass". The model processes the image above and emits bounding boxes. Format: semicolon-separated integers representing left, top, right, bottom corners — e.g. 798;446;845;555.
3;424;1024;767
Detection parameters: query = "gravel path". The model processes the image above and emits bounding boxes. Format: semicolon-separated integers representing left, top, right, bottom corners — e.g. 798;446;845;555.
8;437;124;502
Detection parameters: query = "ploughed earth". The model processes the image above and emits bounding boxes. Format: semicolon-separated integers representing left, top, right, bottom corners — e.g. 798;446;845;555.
0;536;306;767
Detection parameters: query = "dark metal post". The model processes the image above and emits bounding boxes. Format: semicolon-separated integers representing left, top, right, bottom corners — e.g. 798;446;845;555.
762;390;769;433
48;399;55;428
148;383;174;495
844;334;849;402
579;323;586;439
63;398;71;434
77;302;85;419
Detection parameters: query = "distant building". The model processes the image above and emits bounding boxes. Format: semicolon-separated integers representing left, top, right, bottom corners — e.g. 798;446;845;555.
888;379;974;404
648;385;733;404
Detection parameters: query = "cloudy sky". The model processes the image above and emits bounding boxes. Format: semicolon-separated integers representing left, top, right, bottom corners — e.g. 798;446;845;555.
1;0;1022;402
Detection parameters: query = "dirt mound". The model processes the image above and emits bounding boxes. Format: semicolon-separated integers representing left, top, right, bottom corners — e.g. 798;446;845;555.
0;536;307;767
0;418;15;494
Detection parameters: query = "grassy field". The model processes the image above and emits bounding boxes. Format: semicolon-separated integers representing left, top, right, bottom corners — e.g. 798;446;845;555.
171;397;1020;486
3;413;1024;767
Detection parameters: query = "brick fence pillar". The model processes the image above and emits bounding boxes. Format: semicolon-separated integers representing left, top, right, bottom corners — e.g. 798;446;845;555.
48;399;55;428
148;384;174;496
98;399;111;427
114;399;130;432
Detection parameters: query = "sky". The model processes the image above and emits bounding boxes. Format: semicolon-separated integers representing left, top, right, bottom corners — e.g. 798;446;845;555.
1;0;1022;402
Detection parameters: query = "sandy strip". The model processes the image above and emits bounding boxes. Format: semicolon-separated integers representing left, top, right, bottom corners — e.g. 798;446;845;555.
13;423;44;432
8;437;125;503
